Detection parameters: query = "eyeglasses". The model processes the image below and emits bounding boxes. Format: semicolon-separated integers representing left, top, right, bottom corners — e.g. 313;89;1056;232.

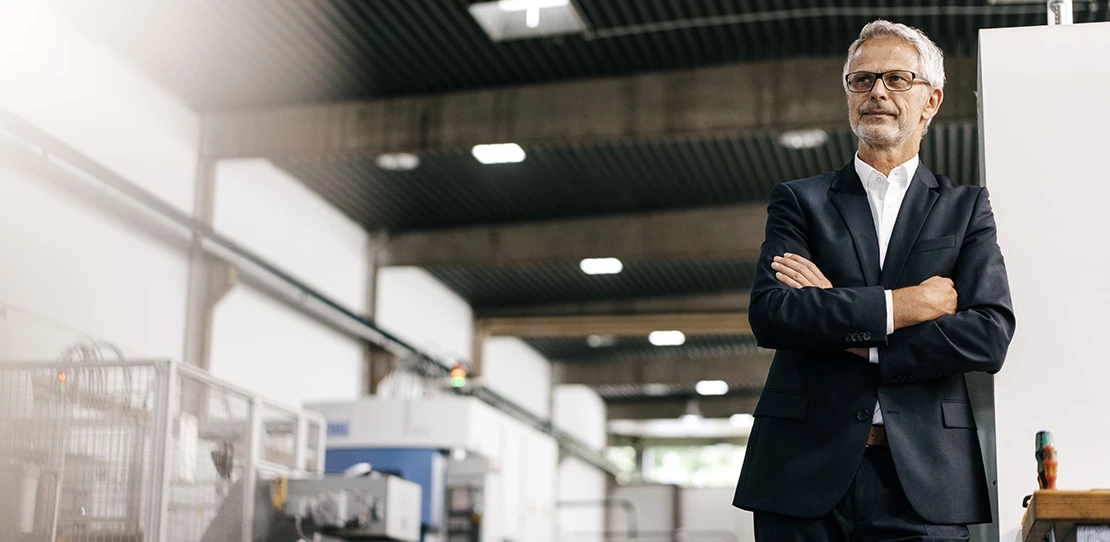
845;70;928;93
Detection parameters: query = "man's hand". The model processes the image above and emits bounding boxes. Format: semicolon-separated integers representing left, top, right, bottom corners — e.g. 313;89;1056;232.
771;253;833;289
892;276;958;330
773;254;869;360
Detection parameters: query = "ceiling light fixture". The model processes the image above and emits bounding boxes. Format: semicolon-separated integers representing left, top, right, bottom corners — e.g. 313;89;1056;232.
375;152;420;171
587;334;617;348
778;129;829;150
681;398;703;426
695;380;729;396
472;143;526;164
730;413;754;428
649;330;686;347
579;257;623;275
470;0;585;42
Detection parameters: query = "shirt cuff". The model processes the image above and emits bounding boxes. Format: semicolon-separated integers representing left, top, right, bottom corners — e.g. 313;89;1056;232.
885;289;895;334
870;290;895;365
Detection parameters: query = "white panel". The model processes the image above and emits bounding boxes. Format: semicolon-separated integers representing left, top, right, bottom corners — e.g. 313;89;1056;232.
553;385;607;449
376;267;473;363
556;458;608;542
213;159;368;310
0;2;197;361
980;22;1110;540
0;158;189;360
608;485;676;532
680;488;754;541
0;2;198;213
210;286;362;405
482;337;552;418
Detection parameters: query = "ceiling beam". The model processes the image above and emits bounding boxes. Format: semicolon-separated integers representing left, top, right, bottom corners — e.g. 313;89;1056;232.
475;291;750;318
478;312;751;338
606;392;761;420
555;352;771;387
200;56;976;159
381;204;765;267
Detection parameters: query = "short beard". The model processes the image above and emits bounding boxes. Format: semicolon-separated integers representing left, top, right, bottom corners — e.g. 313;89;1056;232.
850;95;926;148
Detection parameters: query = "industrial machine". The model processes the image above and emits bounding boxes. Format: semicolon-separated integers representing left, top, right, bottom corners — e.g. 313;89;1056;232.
0;358;421;541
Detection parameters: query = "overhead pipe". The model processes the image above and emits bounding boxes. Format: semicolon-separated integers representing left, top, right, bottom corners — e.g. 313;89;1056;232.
0;107;621;476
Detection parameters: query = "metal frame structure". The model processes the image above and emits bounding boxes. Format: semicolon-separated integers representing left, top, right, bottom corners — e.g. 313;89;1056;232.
0;358;326;542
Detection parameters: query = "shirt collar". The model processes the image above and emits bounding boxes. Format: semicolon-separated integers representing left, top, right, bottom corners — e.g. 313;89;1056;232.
854;152;919;190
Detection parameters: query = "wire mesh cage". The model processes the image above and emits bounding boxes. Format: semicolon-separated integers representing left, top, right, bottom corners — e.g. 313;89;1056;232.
0;359;326;542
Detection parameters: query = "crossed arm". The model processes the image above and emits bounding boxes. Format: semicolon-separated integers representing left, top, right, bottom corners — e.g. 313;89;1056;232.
749;183;1015;383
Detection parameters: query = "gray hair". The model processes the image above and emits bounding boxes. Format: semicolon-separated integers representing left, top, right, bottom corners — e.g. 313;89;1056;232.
842;20;946;93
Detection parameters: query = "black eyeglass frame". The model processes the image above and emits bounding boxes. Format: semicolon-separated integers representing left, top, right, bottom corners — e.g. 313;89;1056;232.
844;70;930;93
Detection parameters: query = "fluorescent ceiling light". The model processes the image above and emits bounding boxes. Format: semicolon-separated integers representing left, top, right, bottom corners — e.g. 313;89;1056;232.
778;129;829;149
587;334;617;348
498;0;570;11
579;257;623;275
649;330;686;346
375;152;420;171
730;413;754;428
642;383;670;396
472;143;526;164
469;0;585;42
695;380;729;396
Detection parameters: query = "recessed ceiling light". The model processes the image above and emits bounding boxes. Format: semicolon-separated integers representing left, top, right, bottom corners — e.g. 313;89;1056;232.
375;152;420;171
695;380;729;396
587;334;617;348
649;330;686;346
472;143;526;164
642;383;670;396
778;129;829;149
579;257;623;275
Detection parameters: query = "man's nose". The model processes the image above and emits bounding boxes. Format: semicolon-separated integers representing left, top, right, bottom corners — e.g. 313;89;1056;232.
869;78;890;99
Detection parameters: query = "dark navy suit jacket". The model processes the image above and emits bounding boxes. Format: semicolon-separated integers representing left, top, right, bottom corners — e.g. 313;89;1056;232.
732;162;1015;524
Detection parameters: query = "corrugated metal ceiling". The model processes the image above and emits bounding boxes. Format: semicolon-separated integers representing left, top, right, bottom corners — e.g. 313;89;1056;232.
526;334;766;363
276;122;978;232
47;0;1108;111
431;260;756;308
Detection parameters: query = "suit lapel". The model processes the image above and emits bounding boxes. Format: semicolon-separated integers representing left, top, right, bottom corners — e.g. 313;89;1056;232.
829;163;881;286
878;165;940;288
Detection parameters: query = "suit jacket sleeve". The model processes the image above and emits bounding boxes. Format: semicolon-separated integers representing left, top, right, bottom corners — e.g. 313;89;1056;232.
748;182;888;351
878;187;1016;385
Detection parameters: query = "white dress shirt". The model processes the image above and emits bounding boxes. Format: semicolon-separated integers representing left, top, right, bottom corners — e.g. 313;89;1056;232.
854;152;919;425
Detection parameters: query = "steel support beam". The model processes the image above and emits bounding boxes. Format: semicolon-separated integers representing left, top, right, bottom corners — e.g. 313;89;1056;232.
606;392;761;420
381;204;766;267
475;291;749;318
555;353;771;387
200;56;976;160
477;312;751;338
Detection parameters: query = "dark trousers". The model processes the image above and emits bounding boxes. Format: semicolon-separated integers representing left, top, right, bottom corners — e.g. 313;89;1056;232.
753;447;971;542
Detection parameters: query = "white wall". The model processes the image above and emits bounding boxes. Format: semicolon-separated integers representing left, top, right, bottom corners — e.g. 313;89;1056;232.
554;386;608;542
0;2;194;360
209;159;367;405
981;22;1110;541
375;267;473;364
680;488;754;541
482;336;552;418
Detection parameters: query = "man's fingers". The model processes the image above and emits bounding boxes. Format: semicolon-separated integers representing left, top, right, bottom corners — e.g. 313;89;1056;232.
783;253;825;282
775;271;804;289
772;259;812;286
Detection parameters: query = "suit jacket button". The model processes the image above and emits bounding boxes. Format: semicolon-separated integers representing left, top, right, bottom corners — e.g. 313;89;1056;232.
864;332;872;340
893;376;903;383
856;410;870;421
851;332;860;341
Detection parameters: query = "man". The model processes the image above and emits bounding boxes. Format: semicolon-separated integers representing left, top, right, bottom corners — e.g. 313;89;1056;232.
732;20;1016;541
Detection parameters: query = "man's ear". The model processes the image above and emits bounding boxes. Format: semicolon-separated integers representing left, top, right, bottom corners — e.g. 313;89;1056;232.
922;87;944;123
